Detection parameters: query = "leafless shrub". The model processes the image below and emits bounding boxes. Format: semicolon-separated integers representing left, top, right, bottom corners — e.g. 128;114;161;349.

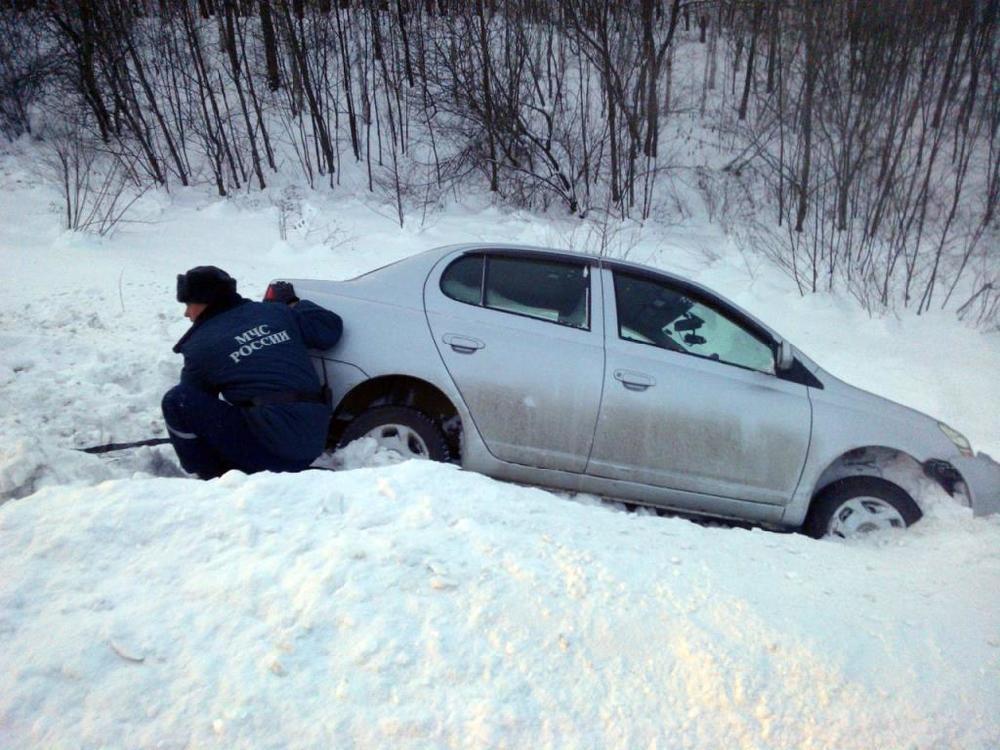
544;208;643;261
40;122;148;236
271;185;354;250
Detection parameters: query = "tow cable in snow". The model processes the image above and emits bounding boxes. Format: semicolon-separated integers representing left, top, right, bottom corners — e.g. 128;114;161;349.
78;438;172;454
75;438;338;474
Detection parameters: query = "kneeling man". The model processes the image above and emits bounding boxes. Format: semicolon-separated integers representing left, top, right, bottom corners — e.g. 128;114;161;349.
163;266;342;479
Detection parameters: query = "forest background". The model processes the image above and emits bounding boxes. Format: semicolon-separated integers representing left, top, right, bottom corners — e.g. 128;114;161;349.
1;0;997;326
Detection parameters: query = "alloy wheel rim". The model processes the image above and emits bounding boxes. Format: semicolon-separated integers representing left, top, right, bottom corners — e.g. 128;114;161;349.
828;496;906;538
362;423;430;459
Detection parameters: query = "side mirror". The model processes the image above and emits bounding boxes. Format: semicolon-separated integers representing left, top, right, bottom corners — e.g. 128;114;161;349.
776;340;794;372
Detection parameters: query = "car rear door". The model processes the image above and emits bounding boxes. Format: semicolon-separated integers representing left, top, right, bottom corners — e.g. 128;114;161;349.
424;249;604;473
586;266;812;506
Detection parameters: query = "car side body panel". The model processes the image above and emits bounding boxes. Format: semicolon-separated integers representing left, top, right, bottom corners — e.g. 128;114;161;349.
781;370;977;526
284;249;452;385
316;358;369;407
588;267;813;507
285;263;494;467
423;249;606;473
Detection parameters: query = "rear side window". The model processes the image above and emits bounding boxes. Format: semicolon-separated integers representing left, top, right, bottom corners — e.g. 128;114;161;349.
440;254;483;304
440;254;590;329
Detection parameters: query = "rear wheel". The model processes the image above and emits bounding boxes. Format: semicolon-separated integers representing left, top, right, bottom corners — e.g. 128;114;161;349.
803;477;922;539
337;406;451;462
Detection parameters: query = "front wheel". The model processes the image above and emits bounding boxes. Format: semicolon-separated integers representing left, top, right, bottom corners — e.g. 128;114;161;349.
337;406;451;462
803;477;922;539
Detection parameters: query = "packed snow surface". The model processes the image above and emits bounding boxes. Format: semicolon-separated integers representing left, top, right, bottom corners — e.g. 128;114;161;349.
1;142;999;748
3;462;999;749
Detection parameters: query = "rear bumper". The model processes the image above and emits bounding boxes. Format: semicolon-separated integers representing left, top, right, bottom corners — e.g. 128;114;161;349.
937;452;1000;517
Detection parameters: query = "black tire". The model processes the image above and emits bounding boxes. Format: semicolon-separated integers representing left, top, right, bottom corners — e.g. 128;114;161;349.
337;406;451;462
803;476;922;539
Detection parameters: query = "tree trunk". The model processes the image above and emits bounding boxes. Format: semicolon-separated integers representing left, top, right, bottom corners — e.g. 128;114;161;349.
738;0;763;120
259;0;281;91
795;1;818;233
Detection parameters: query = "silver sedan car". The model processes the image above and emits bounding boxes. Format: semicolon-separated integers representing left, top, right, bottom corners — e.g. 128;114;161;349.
278;244;1000;538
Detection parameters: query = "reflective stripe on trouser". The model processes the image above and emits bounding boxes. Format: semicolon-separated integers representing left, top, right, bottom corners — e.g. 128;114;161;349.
161;383;311;479
165;423;197;440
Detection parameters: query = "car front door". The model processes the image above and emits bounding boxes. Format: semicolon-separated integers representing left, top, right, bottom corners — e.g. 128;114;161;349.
586;267;812;506
424;250;604;473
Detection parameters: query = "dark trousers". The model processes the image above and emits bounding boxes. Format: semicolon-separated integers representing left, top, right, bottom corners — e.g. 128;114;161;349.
161;384;310;479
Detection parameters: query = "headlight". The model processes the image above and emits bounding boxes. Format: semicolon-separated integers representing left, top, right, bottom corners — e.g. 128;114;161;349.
938;422;973;457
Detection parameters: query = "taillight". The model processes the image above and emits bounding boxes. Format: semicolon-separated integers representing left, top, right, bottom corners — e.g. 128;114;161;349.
263;283;280;301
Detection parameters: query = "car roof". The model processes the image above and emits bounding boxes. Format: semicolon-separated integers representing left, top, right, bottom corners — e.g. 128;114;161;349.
436;242;709;291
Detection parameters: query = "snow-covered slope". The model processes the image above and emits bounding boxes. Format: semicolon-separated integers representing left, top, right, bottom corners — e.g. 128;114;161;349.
2;461;999;748
1;142;999;748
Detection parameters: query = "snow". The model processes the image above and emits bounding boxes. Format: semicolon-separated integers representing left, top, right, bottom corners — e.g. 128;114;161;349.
4;463;1000;748
1;139;999;748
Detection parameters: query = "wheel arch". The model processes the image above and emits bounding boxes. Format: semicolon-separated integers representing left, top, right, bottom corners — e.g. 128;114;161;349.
809;445;927;512
329;374;463;460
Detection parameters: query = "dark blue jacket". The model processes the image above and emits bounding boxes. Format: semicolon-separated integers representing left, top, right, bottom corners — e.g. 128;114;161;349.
173;298;343;462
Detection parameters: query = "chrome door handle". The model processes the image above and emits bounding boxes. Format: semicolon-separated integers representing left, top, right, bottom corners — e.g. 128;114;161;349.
442;333;485;354
614;369;655;391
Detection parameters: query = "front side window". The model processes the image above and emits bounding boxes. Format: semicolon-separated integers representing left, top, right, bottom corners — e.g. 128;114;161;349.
613;272;774;373
441;254;590;329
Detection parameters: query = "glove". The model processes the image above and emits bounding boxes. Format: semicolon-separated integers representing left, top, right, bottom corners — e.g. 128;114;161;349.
265;281;299;305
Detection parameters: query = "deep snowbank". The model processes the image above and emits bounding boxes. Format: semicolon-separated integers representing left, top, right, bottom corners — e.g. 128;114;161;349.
2;461;999;749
